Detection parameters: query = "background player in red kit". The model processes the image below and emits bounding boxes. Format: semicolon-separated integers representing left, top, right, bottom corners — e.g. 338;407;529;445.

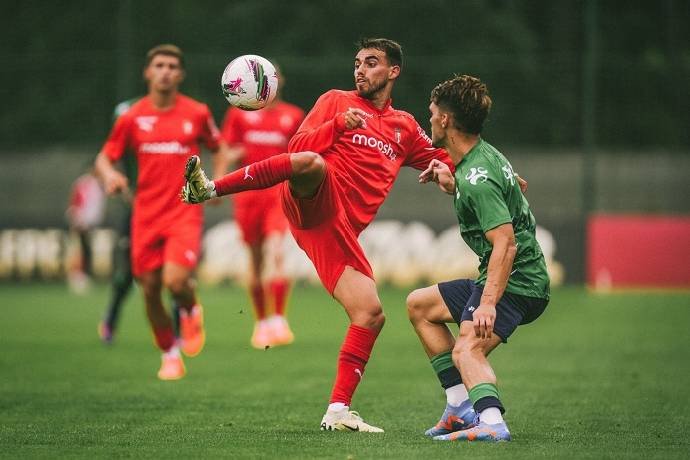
183;38;453;431
216;65;305;349
65;168;106;294
96;44;222;380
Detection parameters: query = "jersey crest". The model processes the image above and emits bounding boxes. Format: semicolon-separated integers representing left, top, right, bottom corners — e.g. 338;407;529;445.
465;167;489;185
135;116;158;132
183;120;193;135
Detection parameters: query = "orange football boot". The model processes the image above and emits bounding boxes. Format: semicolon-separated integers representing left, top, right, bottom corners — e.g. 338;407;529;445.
179;305;206;357
157;349;186;380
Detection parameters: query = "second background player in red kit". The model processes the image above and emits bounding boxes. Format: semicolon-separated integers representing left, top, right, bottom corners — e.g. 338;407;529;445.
215;65;305;349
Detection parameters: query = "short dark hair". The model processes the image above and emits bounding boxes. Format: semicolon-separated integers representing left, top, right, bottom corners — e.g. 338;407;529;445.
145;44;184;68
356;38;403;69
430;75;492;134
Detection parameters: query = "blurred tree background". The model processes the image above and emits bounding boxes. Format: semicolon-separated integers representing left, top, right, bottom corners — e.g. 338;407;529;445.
1;0;688;149
0;0;688;283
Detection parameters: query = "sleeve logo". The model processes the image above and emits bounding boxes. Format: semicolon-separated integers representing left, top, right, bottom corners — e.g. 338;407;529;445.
465;167;488;185
502;164;515;185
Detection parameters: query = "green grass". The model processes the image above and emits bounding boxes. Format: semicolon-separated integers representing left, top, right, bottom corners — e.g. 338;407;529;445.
1;283;689;459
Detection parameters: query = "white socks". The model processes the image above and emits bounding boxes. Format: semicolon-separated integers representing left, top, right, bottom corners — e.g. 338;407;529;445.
479;407;504;425
445;383;469;406
163;346;181;358
328;402;348;413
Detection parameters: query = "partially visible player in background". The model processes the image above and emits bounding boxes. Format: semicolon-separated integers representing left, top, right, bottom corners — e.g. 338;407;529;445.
66;169;106;294
95;44;223;380
97;98;138;344
216;64;304;349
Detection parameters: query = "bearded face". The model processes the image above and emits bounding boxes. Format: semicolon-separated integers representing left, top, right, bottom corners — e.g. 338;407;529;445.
354;48;394;100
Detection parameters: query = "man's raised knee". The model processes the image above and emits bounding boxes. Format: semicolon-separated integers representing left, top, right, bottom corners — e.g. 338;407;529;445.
291;151;325;176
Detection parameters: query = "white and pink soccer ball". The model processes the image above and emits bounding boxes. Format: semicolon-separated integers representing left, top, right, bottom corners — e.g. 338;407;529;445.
221;54;278;111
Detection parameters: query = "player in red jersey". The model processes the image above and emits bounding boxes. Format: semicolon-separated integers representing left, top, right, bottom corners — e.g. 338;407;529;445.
182;38;453;430
65;170;106;294
95;44;222;380
216;66;305;349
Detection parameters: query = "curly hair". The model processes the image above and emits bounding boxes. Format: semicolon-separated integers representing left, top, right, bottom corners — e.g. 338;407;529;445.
430;75;491;134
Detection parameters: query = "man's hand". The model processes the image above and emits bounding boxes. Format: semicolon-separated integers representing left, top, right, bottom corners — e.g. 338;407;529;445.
419;159;455;194
102;170;129;196
342;108;368;130
473;304;496;339
517;174;528;193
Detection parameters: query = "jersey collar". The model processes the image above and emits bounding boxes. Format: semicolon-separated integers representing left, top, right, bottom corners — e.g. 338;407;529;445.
458;137;484;166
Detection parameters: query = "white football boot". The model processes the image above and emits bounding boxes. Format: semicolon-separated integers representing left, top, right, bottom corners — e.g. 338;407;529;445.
181;155;215;204
320;407;384;433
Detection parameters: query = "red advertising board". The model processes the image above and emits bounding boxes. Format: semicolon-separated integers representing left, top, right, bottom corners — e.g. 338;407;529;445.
587;215;690;289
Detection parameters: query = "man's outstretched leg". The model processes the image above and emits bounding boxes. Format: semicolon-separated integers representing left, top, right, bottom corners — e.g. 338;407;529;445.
181;152;324;204
319;267;385;433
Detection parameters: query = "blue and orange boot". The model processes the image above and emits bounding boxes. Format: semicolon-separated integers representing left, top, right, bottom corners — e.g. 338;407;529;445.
433;419;511;442
425;400;477;436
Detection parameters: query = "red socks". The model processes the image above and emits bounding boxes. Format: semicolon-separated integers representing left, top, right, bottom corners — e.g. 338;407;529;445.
214;153;293;196
329;324;380;405
269;278;289;316
250;282;267;320
153;326;176;352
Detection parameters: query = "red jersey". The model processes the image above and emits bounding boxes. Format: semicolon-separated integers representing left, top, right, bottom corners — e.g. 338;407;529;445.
102;94;220;225
221;101;304;208
288;89;453;234
221;101;305;165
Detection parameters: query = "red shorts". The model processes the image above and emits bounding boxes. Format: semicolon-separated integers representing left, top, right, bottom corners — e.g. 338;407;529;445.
280;168;372;295
233;187;288;245
130;217;201;277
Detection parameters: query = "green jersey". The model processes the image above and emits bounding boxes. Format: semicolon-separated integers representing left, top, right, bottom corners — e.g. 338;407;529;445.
453;138;550;300
113;98;140;188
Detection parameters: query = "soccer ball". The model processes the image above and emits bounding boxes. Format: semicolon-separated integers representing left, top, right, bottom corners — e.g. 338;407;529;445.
221;55;278;110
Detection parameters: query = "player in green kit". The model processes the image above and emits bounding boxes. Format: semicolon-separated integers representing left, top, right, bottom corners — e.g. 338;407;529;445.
407;75;550;442
98;98;139;344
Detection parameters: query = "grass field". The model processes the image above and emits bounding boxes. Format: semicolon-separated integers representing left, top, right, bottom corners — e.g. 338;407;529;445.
1;283;689;459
